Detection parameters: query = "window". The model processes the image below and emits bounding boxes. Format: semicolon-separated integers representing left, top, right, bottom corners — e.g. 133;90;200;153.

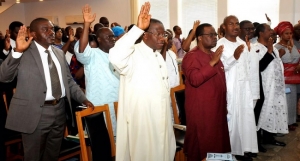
137;0;170;29
227;0;279;28
178;0;218;37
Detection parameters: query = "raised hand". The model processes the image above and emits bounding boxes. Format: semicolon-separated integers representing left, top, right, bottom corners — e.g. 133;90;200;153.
82;4;96;23
210;45;224;66
245;35;251;51
4;29;10;51
193;20;200;31
265;13;271;22
68;29;75;42
233;44;244;60
267;37;273;54
15;25;33;52
137;2;151;30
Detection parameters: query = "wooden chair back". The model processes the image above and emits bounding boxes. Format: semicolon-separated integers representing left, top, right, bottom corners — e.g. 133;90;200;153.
76;105;115;161
170;84;186;125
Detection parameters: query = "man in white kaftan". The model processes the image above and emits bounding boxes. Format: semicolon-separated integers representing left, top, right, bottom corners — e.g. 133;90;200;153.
109;2;176;161
213;16;258;156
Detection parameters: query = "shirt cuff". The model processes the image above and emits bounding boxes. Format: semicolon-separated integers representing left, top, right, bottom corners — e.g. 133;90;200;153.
11;50;23;58
2;49;9;55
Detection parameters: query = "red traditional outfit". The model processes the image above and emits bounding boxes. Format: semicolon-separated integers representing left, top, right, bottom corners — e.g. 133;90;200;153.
182;47;231;160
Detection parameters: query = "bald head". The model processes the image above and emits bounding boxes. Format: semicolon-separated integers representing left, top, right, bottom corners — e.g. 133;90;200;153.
222;15;240;40
30;17;49;32
96;27;115;53
223;15;238;25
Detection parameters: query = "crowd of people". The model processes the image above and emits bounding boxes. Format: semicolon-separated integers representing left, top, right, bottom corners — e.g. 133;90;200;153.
0;2;300;161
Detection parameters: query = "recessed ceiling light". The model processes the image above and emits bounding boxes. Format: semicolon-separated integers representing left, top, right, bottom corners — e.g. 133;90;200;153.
39;0;43;1
16;0;20;3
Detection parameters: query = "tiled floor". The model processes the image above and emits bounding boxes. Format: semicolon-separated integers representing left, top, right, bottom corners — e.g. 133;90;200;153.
254;124;300;161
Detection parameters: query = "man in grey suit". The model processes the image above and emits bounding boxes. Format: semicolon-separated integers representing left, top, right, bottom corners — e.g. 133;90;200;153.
0;18;94;161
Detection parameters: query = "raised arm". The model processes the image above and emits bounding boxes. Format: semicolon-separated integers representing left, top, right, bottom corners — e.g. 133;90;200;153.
61;29;75;54
79;4;96;53
0;26;33;82
182;20;200;52
109;2;151;74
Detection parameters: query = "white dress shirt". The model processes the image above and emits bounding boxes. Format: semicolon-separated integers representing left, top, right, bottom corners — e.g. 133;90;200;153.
12;41;66;100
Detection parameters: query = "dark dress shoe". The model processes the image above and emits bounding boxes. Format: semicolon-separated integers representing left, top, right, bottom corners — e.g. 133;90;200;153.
258;144;267;153
235;155;253;161
245;152;257;158
292;123;298;127
288;125;296;131
267;140;286;146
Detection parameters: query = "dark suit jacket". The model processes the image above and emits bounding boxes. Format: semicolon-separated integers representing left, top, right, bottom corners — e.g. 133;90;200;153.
0;39;11;60
0;42;87;133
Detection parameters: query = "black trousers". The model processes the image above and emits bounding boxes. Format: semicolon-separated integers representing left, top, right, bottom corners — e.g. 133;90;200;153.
22;99;66;161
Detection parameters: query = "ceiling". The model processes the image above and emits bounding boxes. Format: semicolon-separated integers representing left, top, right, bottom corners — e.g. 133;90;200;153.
0;0;60;14
18;0;60;2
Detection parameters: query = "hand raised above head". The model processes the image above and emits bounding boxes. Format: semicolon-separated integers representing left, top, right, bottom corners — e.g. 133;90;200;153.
137;2;151;30
82;4;96;23
193;20;200;31
15;25;33;53
265;13;271;22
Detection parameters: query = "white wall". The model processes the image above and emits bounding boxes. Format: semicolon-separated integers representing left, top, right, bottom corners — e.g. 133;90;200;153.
0;0;299;34
0;4;25;32
24;0;131;28
0;0;131;33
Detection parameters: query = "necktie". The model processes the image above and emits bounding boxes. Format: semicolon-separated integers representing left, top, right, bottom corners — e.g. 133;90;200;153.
45;49;62;100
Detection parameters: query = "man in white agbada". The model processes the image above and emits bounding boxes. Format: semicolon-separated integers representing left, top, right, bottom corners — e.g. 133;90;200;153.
238;20;260;107
253;23;288;146
213;15;258;160
109;2;176;161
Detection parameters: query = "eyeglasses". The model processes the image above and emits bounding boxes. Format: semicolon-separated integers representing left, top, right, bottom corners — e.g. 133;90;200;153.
241;27;255;31
146;31;168;38
200;33;218;37
105;35;115;39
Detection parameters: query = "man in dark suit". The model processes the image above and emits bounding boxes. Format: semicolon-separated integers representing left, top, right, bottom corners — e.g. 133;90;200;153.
0;18;94;161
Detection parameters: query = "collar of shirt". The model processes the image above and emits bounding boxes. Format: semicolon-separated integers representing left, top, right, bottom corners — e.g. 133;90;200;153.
34;41;54;54
10;38;16;48
34;41;66;100
140;40;160;53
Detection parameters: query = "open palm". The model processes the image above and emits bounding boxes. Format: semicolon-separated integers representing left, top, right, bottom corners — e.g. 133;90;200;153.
15;25;32;52
82;4;96;23
137;2;151;30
